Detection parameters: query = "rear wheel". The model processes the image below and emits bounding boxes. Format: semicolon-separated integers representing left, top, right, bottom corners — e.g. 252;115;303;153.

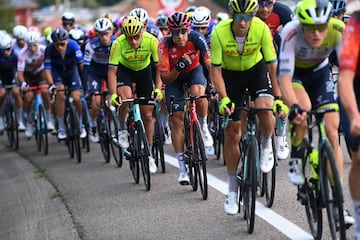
81;103;90;153
98;113;110;163
262;134;276;207
107;109;123;167
152;107;165;173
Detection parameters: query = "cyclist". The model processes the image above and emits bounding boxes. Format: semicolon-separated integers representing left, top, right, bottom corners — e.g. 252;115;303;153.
69;29;85;52
18;31;54;137
61;12;78;32
130;7;164;41
215;12;230;23
191;6;217;47
84;17;116;143
158;11;214;184
0;34;26;132
256;0;293;160
278;0;354;226
211;0;279;214
331;0;350;22
108;16;162;174
44;27;86;140
12;25;28;57
156;15;170;37
338;10;360;239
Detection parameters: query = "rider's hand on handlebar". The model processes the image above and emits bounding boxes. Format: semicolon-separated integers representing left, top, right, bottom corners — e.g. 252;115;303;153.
219;97;235;115
20;82;29;91
48;84;56;94
273;98;289;118
288;103;306;124
151;88;163;101
110;93;121;107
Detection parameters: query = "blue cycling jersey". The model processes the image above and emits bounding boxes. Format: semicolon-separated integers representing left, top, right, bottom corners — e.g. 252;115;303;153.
0;50;18;84
44;39;83;73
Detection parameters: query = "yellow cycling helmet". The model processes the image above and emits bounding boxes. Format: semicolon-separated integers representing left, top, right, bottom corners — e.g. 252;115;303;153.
122;16;143;37
228;0;259;13
295;0;332;25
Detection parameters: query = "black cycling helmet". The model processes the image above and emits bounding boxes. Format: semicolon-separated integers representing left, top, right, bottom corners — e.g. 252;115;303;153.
51;27;69;42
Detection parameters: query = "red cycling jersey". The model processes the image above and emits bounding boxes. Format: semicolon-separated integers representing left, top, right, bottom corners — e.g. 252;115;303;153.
158;30;210;74
339;12;360;77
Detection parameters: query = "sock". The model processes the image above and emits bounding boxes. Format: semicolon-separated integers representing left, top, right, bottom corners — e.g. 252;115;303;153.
16;107;24;123
119;121;126;130
199;116;207;129
57;116;65;130
228;171;238;193
261;135;271;148
177;153;186;173
353;200;360;233
276;117;287;136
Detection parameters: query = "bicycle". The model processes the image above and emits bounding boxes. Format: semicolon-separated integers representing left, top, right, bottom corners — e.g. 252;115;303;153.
169;94;208;200
208;97;225;164
26;85;49;155
55;88;82;163
291;107;347;240
123;97;155;191
80;95;90;153
152;99;165;173
222;89;275;233
3;84;19;150
95;80;123;167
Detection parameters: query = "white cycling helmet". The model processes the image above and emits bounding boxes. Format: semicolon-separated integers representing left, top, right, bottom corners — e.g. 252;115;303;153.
192;6;212;27
25;31;40;44
129;8;149;24
69;29;85;41
216;12;230;22
94;17;113;32
0;34;13;49
62;11;75;21
13;25;28;40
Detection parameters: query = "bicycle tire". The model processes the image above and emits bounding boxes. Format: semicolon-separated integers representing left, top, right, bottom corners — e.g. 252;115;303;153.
185;117;197;191
262;134;277;207
136;121;151;191
242;136;257;234
69;104;81;163
193;121;208;200
320;142;346;240
301;140;322;240
107;109;123;167
81;103;90;153
38;105;48;155
97;113;110;163
152;108;165;173
64;106;74;158
6;104;19;150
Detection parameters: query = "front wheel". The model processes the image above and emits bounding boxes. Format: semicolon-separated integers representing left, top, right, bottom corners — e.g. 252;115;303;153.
37;105;48;155
136;121;151;191
193;121;208;200
320;142;346;240
107;109;123;167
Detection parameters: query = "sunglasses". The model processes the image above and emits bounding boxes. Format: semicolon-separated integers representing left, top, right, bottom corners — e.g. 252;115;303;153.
171;28;188;35
303;24;328;33
97;31;112;36
27;44;38;47
233;13;254;22
259;1;275;7
62;22;74;27
1;47;11;53
193;26;208;30
126;34;141;41
54;42;66;47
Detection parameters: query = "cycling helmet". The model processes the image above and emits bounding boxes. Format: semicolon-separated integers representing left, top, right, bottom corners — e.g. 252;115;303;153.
122;16;143;37
129;8;149;24
228;0;259;13
13;25;28;39
69;29;84;41
192;6;211;27
185;6;197;14
0;34;13;49
295;0;332;25
25;31;40;44
330;0;347;15
88;27;96;39
62;11;75;22
156;15;168;27
100;13;113;21
167;12;191;30
94;17;113;32
51;28;69;42
216;12;230;22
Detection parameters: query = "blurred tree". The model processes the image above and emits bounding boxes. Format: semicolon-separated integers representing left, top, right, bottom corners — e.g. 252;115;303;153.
213;0;228;10
0;0;16;33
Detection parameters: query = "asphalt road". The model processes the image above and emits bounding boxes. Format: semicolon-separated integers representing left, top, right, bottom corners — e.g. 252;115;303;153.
0;130;356;240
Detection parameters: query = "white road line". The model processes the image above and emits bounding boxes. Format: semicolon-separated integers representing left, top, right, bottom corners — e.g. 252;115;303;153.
164;153;313;240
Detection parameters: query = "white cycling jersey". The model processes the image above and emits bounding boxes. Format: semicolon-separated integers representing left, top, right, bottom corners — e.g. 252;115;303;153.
17;44;46;74
278;18;344;77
